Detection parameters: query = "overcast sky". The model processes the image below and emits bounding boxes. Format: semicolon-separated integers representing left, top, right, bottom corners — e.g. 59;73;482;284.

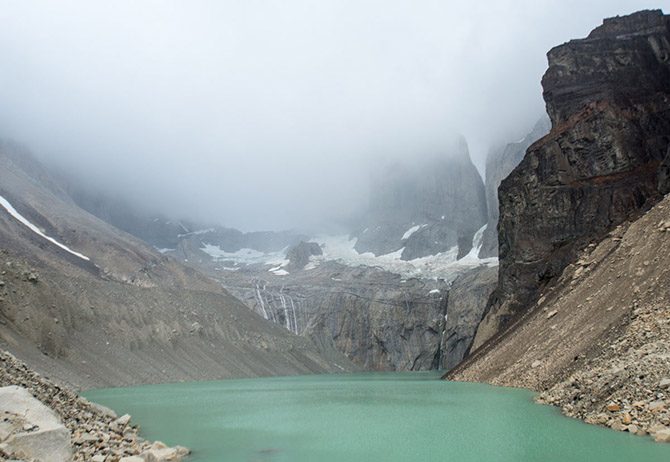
0;1;660;230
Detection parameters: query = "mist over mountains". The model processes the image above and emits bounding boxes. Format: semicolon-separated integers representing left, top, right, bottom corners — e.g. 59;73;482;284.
0;0;658;231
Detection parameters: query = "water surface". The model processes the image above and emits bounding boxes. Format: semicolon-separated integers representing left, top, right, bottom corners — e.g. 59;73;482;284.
85;372;670;462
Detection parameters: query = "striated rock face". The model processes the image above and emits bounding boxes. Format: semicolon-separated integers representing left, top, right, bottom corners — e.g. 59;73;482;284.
476;10;670;347
440;266;498;370
224;262;450;371
478;117;550;258
354;137;487;260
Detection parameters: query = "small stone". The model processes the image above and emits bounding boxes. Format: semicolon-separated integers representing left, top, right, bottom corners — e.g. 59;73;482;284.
653;428;670;443
546;310;558;319
531;360;542;368
606;403;621;412
621;413;632;425
611;421;626;431
649;400;666;412
659;378;670;389
114;414;132;427
91;455;106;462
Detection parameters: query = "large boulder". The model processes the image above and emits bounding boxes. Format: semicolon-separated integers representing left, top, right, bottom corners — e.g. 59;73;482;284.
0;385;72;462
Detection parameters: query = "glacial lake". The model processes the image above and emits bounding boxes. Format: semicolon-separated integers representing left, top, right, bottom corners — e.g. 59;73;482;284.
84;372;670;462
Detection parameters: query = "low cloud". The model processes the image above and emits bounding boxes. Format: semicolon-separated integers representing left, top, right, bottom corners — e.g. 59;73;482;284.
0;0;659;230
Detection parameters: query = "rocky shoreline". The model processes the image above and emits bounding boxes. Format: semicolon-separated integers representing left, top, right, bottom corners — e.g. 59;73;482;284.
0;350;189;461
538;264;670;443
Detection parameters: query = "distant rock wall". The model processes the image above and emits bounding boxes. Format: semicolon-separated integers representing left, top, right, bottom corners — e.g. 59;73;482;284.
226;262;450;371
478;117;550;258
354;137;487;260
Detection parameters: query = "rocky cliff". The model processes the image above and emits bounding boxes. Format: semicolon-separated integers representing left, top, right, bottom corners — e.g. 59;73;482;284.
478;117;550;258
449;9;670;442
473;10;670;349
220;261;496;372
354;137;487;260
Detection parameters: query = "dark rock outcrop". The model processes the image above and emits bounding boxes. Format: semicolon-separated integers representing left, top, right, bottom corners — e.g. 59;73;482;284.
478;117;550;258
354;137;487;260
286;241;322;270
474;9;670;350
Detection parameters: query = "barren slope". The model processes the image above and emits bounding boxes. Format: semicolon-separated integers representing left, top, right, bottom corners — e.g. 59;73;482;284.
0;145;354;389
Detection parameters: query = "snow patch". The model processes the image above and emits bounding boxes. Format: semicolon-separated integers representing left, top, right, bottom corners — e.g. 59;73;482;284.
201;244;288;266
309;234;493;281
178;228;214;238
269;267;289;276
428;289;441;295
0;195;90;261
402;224;427;240
458;224;494;264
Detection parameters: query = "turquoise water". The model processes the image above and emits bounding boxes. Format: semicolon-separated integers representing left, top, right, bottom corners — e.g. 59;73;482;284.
84;372;670;462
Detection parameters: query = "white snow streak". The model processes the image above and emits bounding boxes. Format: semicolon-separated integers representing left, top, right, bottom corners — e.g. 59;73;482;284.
0;195;90;261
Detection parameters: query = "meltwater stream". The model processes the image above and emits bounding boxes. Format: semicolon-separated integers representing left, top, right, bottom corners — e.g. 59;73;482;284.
84;373;670;462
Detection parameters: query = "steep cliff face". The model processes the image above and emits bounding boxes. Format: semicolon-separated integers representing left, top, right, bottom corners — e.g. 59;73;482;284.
473;10;670;349
354;137;487;260
441;266;498;370
222;262;450;371
221;261;496;372
478;118;550;258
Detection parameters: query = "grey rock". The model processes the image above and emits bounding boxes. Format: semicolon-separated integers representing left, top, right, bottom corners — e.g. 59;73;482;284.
440;266;498;370
0;385;72;462
114;414;132;428
286;241;322;270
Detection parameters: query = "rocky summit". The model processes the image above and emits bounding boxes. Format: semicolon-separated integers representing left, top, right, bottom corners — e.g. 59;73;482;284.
353;136;487;260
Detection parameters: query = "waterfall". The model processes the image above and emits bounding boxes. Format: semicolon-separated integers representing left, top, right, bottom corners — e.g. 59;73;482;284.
255;282;269;320
288;296;299;334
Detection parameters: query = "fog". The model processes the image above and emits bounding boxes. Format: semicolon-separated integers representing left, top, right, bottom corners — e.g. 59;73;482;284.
0;1;659;231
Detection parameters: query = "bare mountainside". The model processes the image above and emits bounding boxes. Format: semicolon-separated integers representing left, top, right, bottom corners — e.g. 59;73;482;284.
0;143;354;389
